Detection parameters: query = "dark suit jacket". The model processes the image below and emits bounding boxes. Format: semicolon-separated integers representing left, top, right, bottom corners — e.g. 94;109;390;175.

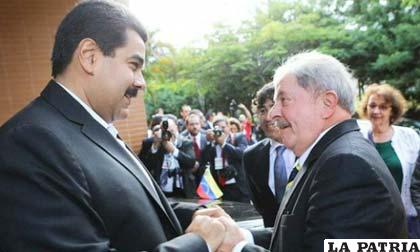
200;133;251;202
410;150;420;213
243;138;278;227
138;136;197;198
244;119;407;252
0;81;207;252
180;130;208;154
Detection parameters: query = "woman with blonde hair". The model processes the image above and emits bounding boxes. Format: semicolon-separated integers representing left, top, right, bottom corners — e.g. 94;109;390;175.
358;83;420;238
228;117;242;134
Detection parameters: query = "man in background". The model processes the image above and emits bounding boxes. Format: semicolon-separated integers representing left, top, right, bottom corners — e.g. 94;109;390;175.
181;112;209;185
243;82;295;227
197;51;407;252
139;115;197;198
201;116;251;203
177;104;192;132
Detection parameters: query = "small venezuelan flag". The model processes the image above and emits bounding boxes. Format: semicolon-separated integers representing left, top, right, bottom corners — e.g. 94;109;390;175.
196;168;223;200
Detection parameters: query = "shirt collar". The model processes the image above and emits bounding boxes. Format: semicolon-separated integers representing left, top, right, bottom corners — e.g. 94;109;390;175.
269;138;282;155
55;81;116;135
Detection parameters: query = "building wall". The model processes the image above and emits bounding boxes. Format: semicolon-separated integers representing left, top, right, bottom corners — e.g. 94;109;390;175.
0;0;148;153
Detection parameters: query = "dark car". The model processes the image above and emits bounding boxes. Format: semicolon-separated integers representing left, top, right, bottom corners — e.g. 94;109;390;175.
169;198;264;229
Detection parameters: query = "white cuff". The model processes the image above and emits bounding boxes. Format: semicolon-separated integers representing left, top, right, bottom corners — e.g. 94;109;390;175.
232;240;248;252
172;148;179;158
206;242;212;252
151;144;159;154
242;228;254;244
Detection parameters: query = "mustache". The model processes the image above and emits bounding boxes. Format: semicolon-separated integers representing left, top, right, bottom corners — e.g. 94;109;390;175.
124;87;138;98
268;119;291;129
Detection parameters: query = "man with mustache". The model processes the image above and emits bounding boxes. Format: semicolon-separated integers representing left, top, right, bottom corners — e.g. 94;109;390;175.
198;51;407;252
0;1;225;251
243;82;295;227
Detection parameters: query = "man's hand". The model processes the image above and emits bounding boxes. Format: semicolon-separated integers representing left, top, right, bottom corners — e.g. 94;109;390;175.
192;161;200;173
186;215;226;252
216;216;247;252
193;206;229;219
238;103;246;110
193;207;246;252
206;129;215;142
162;140;175;153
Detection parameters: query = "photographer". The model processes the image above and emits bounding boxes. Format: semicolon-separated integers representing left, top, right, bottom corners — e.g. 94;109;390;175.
200;116;251;203
138;115;196;198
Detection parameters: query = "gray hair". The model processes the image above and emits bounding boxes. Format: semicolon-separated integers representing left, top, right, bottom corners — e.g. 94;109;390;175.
273;51;357;113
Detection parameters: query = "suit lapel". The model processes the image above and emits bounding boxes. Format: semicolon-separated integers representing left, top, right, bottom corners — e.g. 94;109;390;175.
258;140;273;197
83;121;162;202
41;81;181;232
200;134;207;150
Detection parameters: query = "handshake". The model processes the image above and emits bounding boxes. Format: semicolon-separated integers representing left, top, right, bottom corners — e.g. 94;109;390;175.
186;207;247;252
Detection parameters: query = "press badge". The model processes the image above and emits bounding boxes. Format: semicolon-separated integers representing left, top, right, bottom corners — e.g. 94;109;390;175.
214;157;223;170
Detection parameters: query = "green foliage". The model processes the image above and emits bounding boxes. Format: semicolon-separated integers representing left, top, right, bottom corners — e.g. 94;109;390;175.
143;0;420;120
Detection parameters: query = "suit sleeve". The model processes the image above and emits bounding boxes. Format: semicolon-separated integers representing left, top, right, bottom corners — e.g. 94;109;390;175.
223;134;248;161
242;148;266;221
411;151;420;213
197;144;212;178
138;138;149;160
176;140;196;171
171;201;204;230
138;138;155;172
155;233;207;252
0;125;110;252
0;125;208;252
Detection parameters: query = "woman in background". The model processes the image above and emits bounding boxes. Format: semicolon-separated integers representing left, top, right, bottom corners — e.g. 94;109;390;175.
358;83;420;238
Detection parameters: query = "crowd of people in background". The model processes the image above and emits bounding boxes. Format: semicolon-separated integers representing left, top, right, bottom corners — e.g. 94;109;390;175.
138;104;257;202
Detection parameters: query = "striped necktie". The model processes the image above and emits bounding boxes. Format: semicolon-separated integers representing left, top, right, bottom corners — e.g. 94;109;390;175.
285;160;301;191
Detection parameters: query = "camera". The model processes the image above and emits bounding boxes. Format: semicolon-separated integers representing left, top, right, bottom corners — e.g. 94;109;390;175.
213;126;223;138
161;120;172;141
221;165;237;180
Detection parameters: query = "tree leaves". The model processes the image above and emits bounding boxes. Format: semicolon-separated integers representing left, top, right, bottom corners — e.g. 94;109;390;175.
143;0;420;120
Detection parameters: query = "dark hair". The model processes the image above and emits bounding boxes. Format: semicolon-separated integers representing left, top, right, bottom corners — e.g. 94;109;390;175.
51;0;148;77
254;82;274;109
150;114;163;129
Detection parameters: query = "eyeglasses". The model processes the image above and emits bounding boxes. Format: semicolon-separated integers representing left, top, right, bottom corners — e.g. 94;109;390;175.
368;103;391;111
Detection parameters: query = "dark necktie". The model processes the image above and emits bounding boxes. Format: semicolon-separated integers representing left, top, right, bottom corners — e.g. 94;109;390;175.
192;136;201;160
274;145;288;202
285;160;301;192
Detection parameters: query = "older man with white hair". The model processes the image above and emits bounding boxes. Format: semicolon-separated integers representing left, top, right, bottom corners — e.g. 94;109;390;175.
193;51;407;252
